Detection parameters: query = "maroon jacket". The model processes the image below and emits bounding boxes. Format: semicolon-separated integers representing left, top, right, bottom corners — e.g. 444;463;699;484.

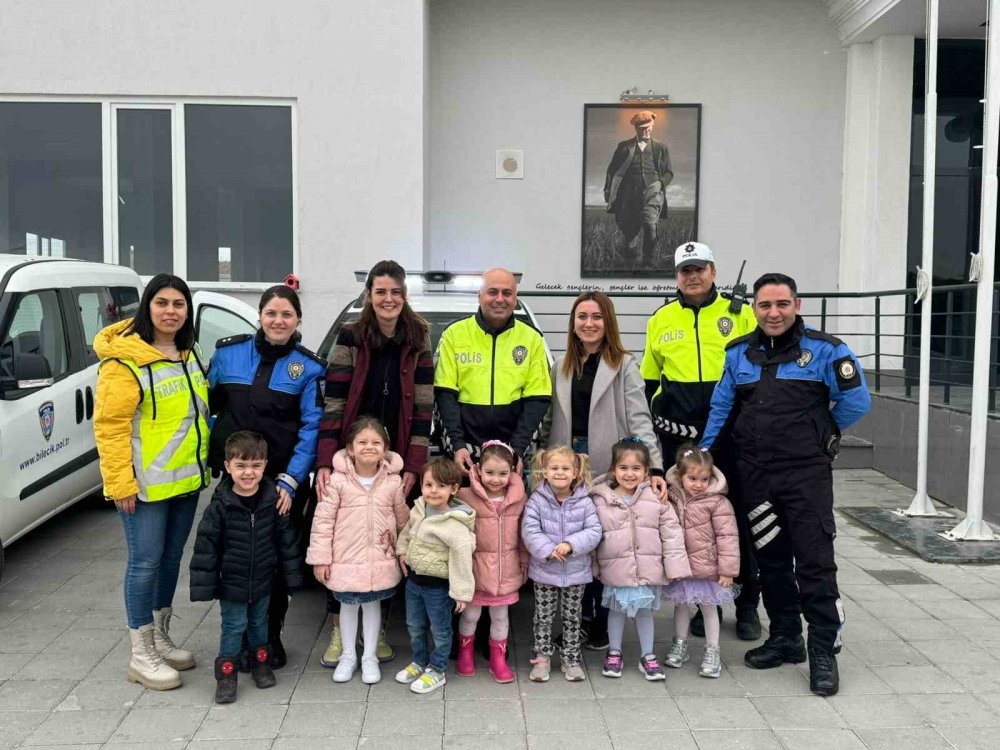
316;324;434;475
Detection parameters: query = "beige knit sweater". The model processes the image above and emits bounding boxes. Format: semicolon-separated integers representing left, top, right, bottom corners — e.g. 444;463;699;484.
396;497;477;602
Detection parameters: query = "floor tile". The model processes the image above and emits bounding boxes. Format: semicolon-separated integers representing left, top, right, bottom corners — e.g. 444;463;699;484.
523;698;606;734
751;696;847;730
674;696;767;730
444;698;526;734
278;702;367;736
106;706;208;743
23;709;126;745
363;699;445;735
192;704;288;740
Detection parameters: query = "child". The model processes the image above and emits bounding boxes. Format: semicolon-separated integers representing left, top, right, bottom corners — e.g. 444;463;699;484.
306;418;409;685
456;440;528;683
521;445;602;682
189;431;302;704
591;437;691;680
394;457;476;694
663;444;740;678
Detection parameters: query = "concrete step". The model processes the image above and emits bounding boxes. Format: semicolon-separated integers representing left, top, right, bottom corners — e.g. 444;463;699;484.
834;434;873;470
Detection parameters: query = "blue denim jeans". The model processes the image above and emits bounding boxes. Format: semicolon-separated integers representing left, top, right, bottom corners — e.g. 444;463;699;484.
119;492;199;628
219;596;271;657
405;578;453;673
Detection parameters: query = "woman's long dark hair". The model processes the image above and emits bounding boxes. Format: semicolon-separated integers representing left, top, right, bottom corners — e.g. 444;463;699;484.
353;260;428;348
124;274;196;350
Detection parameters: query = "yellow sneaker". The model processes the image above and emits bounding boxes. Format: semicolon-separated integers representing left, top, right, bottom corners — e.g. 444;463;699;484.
375;625;395;663
320;625;343;668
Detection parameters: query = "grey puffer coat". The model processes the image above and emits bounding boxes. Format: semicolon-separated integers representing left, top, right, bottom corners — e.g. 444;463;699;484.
665;466;740;581
521;482;602;587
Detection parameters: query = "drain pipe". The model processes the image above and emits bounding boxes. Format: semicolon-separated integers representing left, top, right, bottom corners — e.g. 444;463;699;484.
944;0;1000;541
903;0;949;518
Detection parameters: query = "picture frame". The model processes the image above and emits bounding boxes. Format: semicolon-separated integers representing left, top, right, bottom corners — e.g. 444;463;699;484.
580;103;701;278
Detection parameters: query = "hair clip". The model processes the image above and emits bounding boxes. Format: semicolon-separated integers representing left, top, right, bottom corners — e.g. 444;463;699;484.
682;449;695;457
481;439;514;453
619;436;644;445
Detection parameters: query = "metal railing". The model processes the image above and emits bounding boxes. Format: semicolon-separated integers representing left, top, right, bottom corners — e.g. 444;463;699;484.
519;281;1000;415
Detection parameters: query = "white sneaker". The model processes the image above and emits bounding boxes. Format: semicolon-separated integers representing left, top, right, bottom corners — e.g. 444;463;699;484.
360;656;381;684
332;655;358;683
410;668;446;694
395;661;424;684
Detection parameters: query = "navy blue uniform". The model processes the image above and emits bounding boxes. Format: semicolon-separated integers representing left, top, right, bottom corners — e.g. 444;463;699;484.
703;319;871;653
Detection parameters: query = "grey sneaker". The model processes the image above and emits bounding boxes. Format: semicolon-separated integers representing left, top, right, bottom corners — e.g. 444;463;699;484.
529;656;551;682
664;637;689;668
700;645;722;678
562;662;586;681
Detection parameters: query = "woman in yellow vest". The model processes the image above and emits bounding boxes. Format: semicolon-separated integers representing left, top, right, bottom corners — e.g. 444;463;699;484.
94;274;210;691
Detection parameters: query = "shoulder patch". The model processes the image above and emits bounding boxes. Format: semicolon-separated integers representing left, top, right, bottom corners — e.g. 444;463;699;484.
724;331;754;351
215;333;253;349
293;343;327;368
803;328;844;347
833;355;862;390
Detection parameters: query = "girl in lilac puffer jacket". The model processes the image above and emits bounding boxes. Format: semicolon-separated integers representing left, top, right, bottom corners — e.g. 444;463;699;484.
521;446;602;683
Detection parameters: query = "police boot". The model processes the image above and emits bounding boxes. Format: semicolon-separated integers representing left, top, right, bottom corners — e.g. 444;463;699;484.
214;656;238;704
689;606;722;638
736;606;762;641
807;644;839;696
744;633;807;669
250;644;277;689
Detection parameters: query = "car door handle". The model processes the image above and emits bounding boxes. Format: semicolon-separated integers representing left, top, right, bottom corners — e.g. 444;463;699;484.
76;389;84;424
85;386;94;420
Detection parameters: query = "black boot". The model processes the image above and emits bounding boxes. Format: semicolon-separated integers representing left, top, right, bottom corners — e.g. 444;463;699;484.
214;656;238;704
744;633;807;669
735;606;762;641
237;632;251;674
808;644;839;696
250;644;277;689
269;614;287;669
689;606;723;638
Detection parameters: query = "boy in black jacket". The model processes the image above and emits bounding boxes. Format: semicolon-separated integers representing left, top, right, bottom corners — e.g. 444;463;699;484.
190;431;302;703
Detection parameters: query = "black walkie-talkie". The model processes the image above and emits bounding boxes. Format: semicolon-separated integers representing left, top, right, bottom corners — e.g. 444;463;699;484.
728;260;748;314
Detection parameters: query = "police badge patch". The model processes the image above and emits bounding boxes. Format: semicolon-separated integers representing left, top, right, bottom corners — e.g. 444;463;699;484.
717;317;734;337
833;355;862;390
288;361;305;380
796;350;813;367
39;401;54;442
512;345;528;365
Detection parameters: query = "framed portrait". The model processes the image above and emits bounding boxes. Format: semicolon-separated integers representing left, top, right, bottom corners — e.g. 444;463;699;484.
581;103;701;278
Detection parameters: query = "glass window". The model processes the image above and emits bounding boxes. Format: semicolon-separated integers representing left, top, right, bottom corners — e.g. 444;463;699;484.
0;290;69;389
117;109;174;274
185;105;293;282
197;305;257;360
0;103;103;261
74;287;133;365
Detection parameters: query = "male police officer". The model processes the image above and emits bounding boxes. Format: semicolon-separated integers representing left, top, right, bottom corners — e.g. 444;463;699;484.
702;273;871;696
435;267;552;472
641;241;761;639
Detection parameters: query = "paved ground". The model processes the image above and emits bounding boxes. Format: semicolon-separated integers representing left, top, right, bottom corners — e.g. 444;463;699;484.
2;469;1000;749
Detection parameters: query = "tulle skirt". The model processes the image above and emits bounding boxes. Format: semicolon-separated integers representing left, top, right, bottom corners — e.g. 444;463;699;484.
663;578;740;606
601;584;663;617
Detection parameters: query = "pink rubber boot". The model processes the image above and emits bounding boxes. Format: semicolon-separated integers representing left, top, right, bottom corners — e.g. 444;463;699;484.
488;638;514;683
457;634;476;676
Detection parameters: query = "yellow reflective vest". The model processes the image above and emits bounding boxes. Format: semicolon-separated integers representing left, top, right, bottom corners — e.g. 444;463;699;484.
640;290;756;441
94;320;210;502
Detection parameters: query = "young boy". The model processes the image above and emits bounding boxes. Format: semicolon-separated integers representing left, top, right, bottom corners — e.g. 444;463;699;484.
394;457;476;694
189;431;302;704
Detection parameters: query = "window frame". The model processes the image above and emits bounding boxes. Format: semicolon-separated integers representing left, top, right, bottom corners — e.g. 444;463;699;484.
0;288;75;400
0;94;298;291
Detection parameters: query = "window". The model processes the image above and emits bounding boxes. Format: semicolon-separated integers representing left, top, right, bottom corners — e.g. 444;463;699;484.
185;105;293;283
0;103;103;261
74;287;134;365
0;290;69;392
196;305;257;359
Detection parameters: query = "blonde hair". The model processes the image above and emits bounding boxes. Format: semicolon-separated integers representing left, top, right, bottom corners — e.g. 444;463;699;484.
530;445;591;491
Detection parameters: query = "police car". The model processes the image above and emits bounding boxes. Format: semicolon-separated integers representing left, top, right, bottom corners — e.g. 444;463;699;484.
0;255;258;580
317;271;554;449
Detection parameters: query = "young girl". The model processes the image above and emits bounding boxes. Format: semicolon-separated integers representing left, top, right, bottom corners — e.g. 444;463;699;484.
591;437;691;681
306;418;408;685
663;444;740;678
521;446;602;683
456;440;528;683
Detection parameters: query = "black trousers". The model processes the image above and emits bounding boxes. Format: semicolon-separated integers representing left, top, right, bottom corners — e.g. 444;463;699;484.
737;459;842;652
660;434;760;610
268;479;315;640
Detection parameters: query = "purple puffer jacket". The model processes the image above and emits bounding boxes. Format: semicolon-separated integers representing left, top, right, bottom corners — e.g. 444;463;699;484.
521;481;603;587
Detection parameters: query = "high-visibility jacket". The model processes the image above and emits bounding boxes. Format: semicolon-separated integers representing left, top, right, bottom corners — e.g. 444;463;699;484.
94;320;210;502
640;289;755;441
434;311;551;456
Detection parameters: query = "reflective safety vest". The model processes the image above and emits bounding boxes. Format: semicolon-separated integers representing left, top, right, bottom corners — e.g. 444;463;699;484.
121;353;210;502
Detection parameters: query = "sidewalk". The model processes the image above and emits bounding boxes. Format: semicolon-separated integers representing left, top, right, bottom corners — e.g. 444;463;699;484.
2;469;999;749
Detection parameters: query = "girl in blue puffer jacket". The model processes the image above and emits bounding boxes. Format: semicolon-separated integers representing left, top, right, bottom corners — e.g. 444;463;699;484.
521;445;602;683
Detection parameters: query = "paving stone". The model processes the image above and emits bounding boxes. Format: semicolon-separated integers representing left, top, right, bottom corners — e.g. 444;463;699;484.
190;741;273;750
23;709;126;745
857;726;954;750
844;639;928;667
870;665;965;693
908;638;998;665
42;627;124;655
134;677;216;708
0;625;67;653
662;664;745;697
444;698;526;734
518;669;597;700
445;735;528;750
940;660;1000;692
827;694;925;729
728;665;811;696
934;727;1000;750
444;673;521;700
0;652;33;680
674;696;767;730
813;665;893;695
193;704;288;740
948;617;1000;641
363;699;445;735
688;729;782;749
523;698;606;734
55;678;144;711
773;729;866;749
278;702;367;736
14;649;107;681
879;617;958;641
599;697;682;734
106;706;208;743
0;710;48;749
0;679;76;711
904;692;1000;727
751;696;847;730
526;733;614;750
290;669;370;702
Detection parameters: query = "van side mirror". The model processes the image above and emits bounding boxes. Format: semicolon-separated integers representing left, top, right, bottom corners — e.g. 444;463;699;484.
14;352;53;389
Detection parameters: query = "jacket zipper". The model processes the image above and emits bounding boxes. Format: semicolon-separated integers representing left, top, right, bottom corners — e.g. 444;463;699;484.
559;496;567;587
693;307;703;382
489;332;498;422
628;501;639;582
248;510;257;603
497;504;505;590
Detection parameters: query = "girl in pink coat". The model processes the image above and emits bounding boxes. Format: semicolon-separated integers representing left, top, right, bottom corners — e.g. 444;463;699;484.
663;444;740;679
591;437;691;682
306;418;408;686
455;441;528;683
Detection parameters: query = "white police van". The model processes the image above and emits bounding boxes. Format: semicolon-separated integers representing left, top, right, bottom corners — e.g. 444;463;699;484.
0;255;258;579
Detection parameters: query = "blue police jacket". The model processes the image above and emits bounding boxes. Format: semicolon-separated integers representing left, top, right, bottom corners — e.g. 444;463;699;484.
702;319;871;465
208;331;325;495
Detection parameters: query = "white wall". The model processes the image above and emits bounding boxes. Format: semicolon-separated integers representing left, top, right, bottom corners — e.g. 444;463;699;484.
0;0;428;347
428;0;848;295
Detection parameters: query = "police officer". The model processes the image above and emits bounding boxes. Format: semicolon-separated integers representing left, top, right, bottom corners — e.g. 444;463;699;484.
702;273;871;696
641;242;761;639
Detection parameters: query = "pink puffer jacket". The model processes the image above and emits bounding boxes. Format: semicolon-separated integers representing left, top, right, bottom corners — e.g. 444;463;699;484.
306;450;409;593
665;466;740;581
458;467;529;597
590;476;691;587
